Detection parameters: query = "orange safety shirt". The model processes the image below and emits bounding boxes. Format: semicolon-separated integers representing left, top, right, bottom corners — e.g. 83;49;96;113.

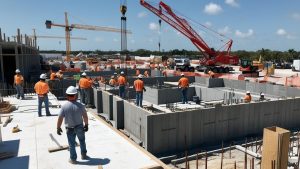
244;95;252;103
134;79;144;92
118;76;126;86
178;77;189;88
50;73;56;80
109;79;117;86
34;81;49;95
14;74;24;85
79;77;92;89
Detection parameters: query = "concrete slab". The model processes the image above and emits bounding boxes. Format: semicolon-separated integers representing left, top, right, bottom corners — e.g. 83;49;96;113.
0;94;168;169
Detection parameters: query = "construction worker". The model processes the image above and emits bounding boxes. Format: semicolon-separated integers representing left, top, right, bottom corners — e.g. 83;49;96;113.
50;70;56;80
208;70;215;78
34;74;51;117
56;86;89;164
56;70;63;80
14;69;24;100
178;73;189;104
109;75;117;87
259;92;266;101
144;70;149;77
244;91;252;103
79;72;92;107
118;71;127;98
134;74;146;107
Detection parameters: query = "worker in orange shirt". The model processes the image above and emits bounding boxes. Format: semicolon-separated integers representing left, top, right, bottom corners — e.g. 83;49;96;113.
118;71;127;98
134;74;146;107
79;72;93;107
34;74;51;117
109;75;118;87
50;70;56;80
178;73;189;104
244;91;252;103
14;69;25;100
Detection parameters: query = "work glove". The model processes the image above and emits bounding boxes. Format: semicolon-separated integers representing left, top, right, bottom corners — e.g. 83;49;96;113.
57;127;63;135
84;124;88;132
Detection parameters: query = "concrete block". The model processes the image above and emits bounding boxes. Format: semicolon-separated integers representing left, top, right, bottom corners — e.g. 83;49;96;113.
102;91;113;120
207;78;224;88
113;96;124;129
93;89;103;113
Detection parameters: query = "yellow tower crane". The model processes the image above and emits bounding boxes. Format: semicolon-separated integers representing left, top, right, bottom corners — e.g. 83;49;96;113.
45;12;132;61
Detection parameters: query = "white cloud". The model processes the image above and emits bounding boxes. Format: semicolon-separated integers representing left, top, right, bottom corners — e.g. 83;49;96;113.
235;29;254;38
204;21;212;27
292;13;300;20
138;11;147;18
218;26;231;35
225;0;239;7
276;29;287;36
277;28;297;39
95;37;104;42
204;3;222;15
149;22;159;31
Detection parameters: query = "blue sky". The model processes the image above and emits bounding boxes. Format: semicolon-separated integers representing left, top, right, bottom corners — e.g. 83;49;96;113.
0;0;299;52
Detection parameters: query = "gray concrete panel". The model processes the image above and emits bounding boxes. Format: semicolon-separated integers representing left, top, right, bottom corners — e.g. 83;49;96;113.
113;96;124;129
102;91;113;120
93;88;103;113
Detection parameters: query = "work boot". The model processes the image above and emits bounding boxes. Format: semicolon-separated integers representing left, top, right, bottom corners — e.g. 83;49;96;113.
68;159;77;164
46;113;52;116
81;154;89;160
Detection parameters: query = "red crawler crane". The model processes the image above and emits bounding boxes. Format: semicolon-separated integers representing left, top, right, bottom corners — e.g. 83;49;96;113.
140;0;239;73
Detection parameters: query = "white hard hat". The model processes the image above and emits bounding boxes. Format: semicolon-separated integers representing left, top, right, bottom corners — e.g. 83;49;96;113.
111;76;114;79
181;73;184;76
40;74;47;79
66;86;78;95
138;74;143;78
120;71;124;75
114;72;117;75
261;93;265;96
246;91;250;94
81;72;87;76
15;69;20;73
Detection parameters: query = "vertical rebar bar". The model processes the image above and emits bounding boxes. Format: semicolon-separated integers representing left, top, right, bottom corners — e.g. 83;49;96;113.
221;141;224;169
251;157;254;169
245;138;247;169
205;151;207;169
234;161;236;169
230;141;232;159
196;153;199;169
255;137;258;153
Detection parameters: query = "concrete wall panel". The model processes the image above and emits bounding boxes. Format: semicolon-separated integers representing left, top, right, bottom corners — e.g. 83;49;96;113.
102;91;113;120
113;96;124;129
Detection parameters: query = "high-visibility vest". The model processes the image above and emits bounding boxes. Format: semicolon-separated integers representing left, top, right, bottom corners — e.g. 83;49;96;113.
79;78;92;89
134;79;144;92
178;77;189;88
34;81;49;95
14;74;24;85
118;76;126;86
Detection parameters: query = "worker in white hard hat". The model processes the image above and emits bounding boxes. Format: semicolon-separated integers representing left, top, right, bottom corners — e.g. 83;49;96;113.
78;72;93;108
14;69;24;99
56;86;89;164
244;91;252;103
178;73;189;104
259;92;266;101
134;74;146;107
34;74;51;117
118;71;127;98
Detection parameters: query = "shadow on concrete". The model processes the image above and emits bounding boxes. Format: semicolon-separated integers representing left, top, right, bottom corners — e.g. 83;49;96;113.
0;156;30;169
76;157;110;166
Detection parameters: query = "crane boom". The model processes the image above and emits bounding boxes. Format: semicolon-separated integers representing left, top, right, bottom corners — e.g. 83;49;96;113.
71;24;132;34
140;0;239;67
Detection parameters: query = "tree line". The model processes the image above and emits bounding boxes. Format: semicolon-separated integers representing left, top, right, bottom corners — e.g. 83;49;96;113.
40;48;300;62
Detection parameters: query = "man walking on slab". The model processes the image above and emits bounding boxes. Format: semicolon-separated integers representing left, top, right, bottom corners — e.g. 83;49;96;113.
118;71;127;99
14;69;25;100
34;74;51;117
57;86;89;164
178;73;189;104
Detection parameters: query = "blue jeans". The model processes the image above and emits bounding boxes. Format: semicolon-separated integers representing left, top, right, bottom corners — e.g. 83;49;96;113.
136;92;143;107
66;124;87;161
119;85;125;99
15;84;24;99
181;88;188;104
38;95;50;116
80;88;90;105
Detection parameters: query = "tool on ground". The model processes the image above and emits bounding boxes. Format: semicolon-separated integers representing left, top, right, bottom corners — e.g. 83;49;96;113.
12;125;21;133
